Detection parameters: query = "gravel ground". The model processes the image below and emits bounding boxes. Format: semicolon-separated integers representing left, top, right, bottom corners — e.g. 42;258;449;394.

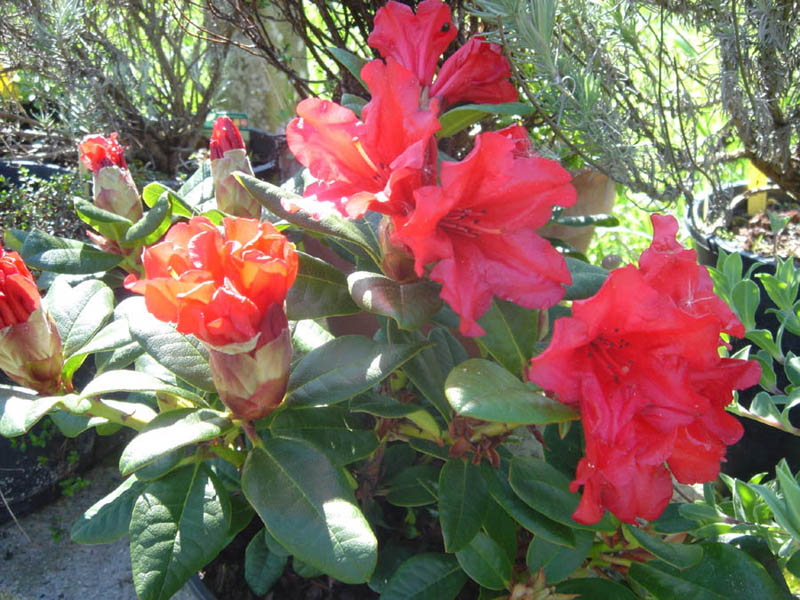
0;463;196;600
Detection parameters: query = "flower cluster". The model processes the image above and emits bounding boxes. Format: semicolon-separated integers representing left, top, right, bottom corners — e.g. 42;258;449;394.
125;217;298;420
528;215;761;524
287;0;576;335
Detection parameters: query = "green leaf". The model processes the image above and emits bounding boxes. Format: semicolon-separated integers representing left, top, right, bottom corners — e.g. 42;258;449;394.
142;182;192;217
455;532;512;590
509;456;616;531
368;541;415;594
245;530;287;595
287;251;359;320
381;553;467;600
627;542;788;600
482;498;518;562
119;408;233;476
480;462;576;547
241;439;377;583
122;193;172;246
439;458;489;552
71;475;147;544
564;257;608;300
475;300;540;375
287;335;429;407
235;174;380;261
555;578;638;600
746;329;783;361
385;464;440;507
270;405;378;466
74;197;132;241
327;46;368;90
124;297;215;392
526;528;594;583
776;459;800;537
347;272;442;330
445;359;577;424
757;272;797;312
3;228;28;251
388;325;466;421
177;161;213;210
731;279;760;331
623;524;703;569
551;213;619;227
79;369;206;407
437;102;534;138
21;229;122;274
0;387;87;437
130;464;231;600
45;277;114;358
351;393;441;440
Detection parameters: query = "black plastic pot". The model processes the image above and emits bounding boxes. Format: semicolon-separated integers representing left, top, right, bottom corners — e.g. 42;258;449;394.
686;185;800;479
0;159;72;189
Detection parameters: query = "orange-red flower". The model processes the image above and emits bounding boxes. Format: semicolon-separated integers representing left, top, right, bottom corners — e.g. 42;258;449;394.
209;117;261;219
527;215;761;524
391;126;576;336
368;0;517;109
0;247;63;394
124;216;298;349
79;133;127;172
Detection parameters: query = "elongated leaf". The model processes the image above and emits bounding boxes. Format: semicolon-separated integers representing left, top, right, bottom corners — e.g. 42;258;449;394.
731;279;760;331
327;46;368;90
627;542;788;600
287;251;359;320
455;532;512;590
119;408;232;476
446;359;577;424
287;335;428;406
235;173;380;261
385;464;440;507
624;525;703;569
509;456;616;531
476;299;540;375
480;462;576;547
241;439;377;583
437;102;534;137
270;405;378;466
123;193;172;246
124;297;214;392
130;464;231;600
348;272;442;330
564;257;608;300
21;229;123;273
245;530;287;595
3;228;28;251
551;213;619;227
776;459;800;538
381;553;467;600
79;369;205;406
72;475;148;544
0;387;88;437
74;197;132;241
527;528;594;583
45;277;114;357
439;458;489;552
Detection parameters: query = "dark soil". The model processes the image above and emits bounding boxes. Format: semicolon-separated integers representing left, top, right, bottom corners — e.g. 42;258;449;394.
725;195;800;260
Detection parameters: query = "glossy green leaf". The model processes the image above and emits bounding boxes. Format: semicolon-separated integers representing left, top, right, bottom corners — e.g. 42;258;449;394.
124;297;215;392
21;229;123;273
130;464;231;600
327;46;368;90
245;530;287;595
74;197;132;241
3;228;27;251
627;542;788;600
142;182;192;217
367;541;415;594
235;174;380;261
757;272;798;312
71;475;147;544
119;408;233;476
287;335;428;406
177;160;213;210
555;578;638;599
731;279;760;331
455;532;512;590
564;257;608;300
746;329;783;361
509;456;616;531
287;251;359;319
623;524;703;569
45;277;114;358
79;369;206;407
270;405;378;466
385;464;440;507
347;272;442;330
437;102;533;137
482;499;518;562
526;528;594;583
445;359;577;424
0;387;88;437
122;193;172;246
381;553;467;600
439;458;489;552
480;462;576;547
776;459;800;538
350;393;441;440
241;439;377;583
476;299;541;375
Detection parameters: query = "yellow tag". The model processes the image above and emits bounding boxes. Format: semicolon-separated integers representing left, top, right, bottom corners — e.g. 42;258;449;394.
746;161;768;215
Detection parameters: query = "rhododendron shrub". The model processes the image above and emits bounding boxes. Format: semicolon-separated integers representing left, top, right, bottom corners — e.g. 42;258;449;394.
0;1;791;599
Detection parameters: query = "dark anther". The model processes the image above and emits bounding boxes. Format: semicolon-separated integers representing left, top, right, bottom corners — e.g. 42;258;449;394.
441;22;451;32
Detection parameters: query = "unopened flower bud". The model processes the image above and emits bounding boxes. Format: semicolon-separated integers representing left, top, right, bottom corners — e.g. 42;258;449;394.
210;117;261;219
379;217;417;283
79;133;143;224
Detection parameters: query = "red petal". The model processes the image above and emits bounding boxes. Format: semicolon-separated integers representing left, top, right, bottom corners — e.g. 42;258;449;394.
79;133;127;172
210;116;245;159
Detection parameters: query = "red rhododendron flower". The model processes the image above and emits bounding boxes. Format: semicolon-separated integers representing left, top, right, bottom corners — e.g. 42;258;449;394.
209;117;260;218
210;116;246;159
124;216;298;349
79;133;127;172
0;247;63;394
391;126;576;336
368;0;517;109
286;58;440;218
527;215;761;524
